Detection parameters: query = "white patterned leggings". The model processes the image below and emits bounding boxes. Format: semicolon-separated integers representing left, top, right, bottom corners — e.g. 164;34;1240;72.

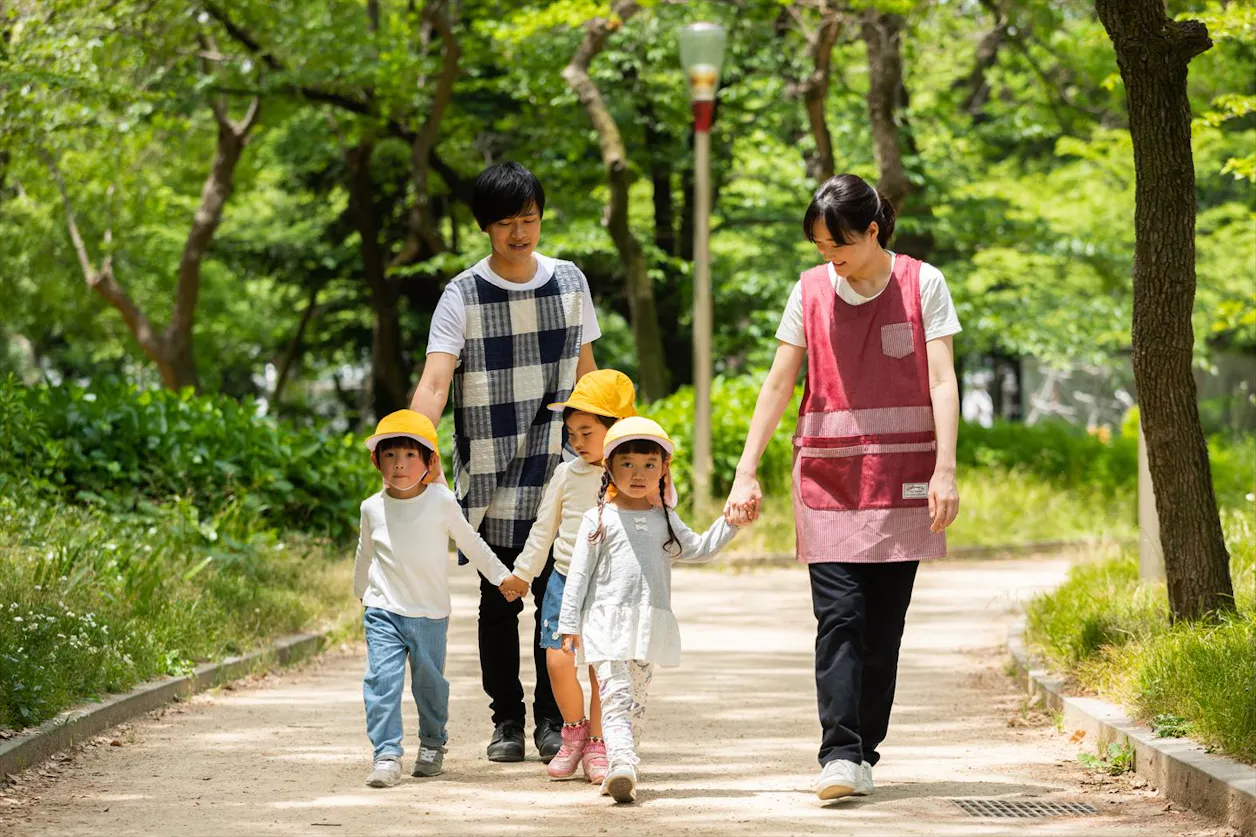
594;660;653;767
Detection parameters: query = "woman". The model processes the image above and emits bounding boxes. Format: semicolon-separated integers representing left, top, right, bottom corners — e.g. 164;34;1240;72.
724;174;961;801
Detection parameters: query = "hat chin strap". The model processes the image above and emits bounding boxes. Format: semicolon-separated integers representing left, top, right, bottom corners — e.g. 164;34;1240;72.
384;468;428;493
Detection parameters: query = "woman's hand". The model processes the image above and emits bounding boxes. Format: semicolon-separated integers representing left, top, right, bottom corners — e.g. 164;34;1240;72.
724;470;763;526
560;634;581;655
928;468;959;533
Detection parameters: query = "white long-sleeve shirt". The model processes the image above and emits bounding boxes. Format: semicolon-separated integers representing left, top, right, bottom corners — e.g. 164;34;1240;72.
353;485;511;619
557;506;738;667
512;458;603;583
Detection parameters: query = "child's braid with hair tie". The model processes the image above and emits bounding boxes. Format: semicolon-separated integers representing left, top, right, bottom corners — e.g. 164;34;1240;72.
590;470;612;545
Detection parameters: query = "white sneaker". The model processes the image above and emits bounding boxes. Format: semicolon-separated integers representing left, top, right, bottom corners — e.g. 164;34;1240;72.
603;762;638;803
854;761;874;796
365;755;402;788
814;759;859;800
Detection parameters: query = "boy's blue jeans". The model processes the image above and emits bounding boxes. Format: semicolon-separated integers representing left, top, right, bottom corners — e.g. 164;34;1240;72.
363;607;449;759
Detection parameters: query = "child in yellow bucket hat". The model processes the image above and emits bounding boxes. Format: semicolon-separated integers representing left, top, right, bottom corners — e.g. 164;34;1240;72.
354;410;521;788
556;416;742;803
508;369;636;784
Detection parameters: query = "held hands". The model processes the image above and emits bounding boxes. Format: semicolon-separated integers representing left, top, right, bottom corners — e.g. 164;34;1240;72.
723;471;762;527
498;575;529;602
560;634;580;655
928;469;960;533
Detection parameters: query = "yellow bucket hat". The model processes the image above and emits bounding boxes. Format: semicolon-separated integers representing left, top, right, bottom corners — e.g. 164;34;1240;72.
548;369;637;419
365;410;439;453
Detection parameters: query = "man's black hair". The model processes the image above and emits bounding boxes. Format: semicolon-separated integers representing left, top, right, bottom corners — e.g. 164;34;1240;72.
471;162;546;230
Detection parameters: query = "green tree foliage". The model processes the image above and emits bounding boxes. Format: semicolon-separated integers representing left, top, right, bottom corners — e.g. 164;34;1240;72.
0;0;1251;419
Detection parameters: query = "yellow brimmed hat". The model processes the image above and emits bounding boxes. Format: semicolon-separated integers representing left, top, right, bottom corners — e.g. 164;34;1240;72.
365;410;439;453
601;416;675;459
548;369;637;419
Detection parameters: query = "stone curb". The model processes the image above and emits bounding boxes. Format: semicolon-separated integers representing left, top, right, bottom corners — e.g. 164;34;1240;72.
718;538;1113;569
1008;619;1256;835
0;632;326;779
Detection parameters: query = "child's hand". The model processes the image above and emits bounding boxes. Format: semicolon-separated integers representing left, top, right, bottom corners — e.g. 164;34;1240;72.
498;575;528;602
561;634;580;655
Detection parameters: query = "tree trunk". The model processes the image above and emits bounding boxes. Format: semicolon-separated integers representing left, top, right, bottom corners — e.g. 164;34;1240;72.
562;1;668;400
643;112;676;256
956;1;1009;122
271;283;321;411
393;0;459;268
347;142;409;419
678;162;695;261
46;98;259;391
797;3;841;182
861;9;935;260
862;9;910;209
1095;0;1233;621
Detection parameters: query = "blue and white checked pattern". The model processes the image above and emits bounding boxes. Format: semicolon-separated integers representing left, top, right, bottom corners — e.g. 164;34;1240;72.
450;261;586;555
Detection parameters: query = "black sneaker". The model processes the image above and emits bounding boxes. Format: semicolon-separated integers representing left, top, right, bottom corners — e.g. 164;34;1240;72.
486;720;525;762
534;717;563;763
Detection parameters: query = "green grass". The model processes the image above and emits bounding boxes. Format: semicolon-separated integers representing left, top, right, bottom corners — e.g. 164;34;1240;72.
0;495;357;730
723;466;1136;555
1025;507;1256;763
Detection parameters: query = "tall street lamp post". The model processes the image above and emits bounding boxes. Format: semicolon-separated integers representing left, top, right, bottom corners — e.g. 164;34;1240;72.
678;22;726;513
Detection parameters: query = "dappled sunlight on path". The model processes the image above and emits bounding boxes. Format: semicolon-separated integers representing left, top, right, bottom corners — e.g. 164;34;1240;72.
0;558;1228;836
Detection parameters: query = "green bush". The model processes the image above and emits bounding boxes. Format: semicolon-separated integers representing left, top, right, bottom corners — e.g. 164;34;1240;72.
0;377;376;541
641;375;802;498
637;377;1249;514
1024;508;1256;763
0;494;354;730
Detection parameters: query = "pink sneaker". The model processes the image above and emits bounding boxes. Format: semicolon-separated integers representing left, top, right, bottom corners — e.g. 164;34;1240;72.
546;720;589;780
582;738;608;784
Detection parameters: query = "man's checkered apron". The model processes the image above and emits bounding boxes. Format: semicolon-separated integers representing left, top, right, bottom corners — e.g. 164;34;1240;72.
449;262;585;558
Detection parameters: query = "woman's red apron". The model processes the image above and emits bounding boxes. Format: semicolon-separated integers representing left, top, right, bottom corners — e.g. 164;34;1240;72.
792;255;946;563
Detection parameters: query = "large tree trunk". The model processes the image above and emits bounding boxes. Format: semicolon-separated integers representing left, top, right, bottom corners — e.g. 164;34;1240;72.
347;142;409;419
1095;0;1232;621
562;1;668;401
46;97;259;391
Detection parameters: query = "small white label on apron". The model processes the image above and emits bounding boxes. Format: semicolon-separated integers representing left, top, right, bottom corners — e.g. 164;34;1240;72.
902;483;929;500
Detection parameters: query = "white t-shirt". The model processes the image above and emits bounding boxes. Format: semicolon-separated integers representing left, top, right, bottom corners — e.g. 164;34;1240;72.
426;253;602;358
352;485;511;618
775;255;962;347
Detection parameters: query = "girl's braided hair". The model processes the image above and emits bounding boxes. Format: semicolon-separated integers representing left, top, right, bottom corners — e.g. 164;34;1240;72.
589;439;680;556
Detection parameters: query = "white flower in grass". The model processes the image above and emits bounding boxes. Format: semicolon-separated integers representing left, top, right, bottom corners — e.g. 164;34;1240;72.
33;585;41;591
13;616;22;623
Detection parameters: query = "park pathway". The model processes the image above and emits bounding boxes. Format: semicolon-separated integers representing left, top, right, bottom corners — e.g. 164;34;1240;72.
0;556;1230;836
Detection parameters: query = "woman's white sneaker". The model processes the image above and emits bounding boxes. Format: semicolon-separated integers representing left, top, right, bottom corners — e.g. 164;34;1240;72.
814;759;860;800
854;761;874;796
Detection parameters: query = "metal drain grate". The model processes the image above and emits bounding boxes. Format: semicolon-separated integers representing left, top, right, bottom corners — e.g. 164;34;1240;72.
950;798;1098;818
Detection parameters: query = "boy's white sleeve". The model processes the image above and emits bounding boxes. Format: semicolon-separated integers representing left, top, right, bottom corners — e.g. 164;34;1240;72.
671;512;738;564
513;465;566;584
352;505;373;600
557;514;598;636
441;490;510;585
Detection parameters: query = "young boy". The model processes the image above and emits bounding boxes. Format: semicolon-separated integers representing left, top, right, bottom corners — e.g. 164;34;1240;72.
411;161;600;763
354;409;520;788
